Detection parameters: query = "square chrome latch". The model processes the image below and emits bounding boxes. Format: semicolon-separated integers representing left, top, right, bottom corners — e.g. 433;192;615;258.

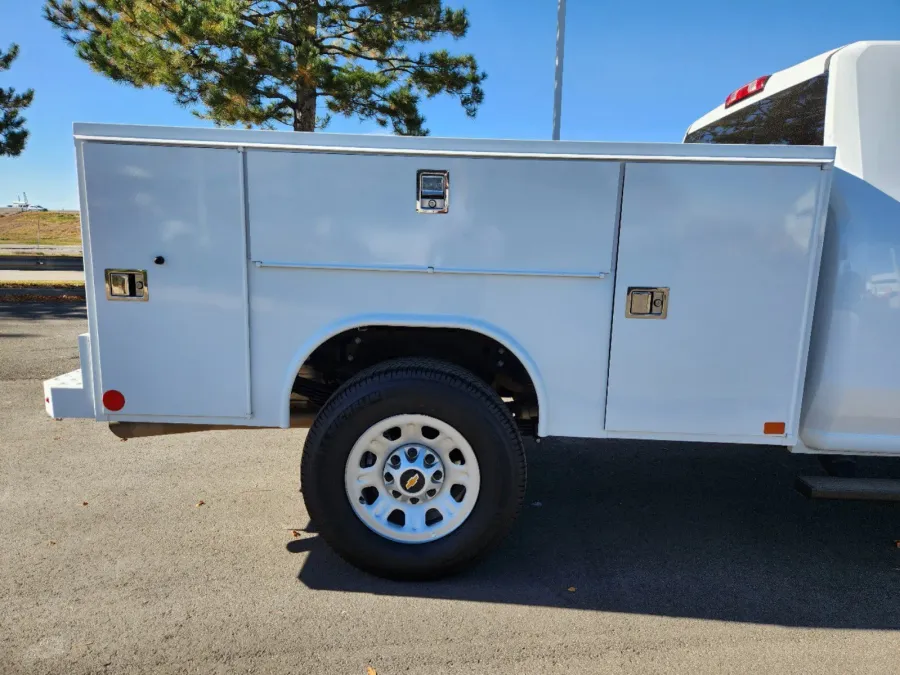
416;169;449;213
625;287;668;319
105;269;148;301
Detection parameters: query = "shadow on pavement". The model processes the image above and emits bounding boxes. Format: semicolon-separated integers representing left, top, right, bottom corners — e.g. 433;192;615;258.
0;302;87;321
293;439;900;630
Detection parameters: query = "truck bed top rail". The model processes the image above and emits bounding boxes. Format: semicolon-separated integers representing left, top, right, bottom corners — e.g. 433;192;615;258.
73;123;836;166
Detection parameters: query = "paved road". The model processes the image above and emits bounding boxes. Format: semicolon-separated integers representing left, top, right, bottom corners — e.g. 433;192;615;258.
0;270;85;281
0;255;84;271
2;302;899;674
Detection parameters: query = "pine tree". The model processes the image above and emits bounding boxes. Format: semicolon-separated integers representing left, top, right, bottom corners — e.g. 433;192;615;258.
0;44;35;157
44;0;486;135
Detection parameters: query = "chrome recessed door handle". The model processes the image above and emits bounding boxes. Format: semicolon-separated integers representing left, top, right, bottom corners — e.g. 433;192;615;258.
105;269;148;301
625;287;668;319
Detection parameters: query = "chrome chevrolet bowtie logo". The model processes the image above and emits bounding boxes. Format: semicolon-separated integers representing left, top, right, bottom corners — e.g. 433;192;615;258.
405;474;420;490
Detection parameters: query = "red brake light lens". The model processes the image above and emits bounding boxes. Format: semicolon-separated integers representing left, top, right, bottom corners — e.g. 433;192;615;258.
725;75;770;108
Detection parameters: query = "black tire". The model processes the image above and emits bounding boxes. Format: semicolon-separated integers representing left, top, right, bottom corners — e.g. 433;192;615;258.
300;357;527;580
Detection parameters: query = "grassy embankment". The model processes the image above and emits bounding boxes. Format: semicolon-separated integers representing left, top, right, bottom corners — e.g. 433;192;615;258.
0;211;81;247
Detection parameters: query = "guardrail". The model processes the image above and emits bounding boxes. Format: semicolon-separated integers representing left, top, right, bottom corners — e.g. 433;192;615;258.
0;255;84;271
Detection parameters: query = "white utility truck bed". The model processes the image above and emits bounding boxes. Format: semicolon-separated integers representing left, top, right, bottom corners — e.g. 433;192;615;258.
45;41;900;579
53;125;834;440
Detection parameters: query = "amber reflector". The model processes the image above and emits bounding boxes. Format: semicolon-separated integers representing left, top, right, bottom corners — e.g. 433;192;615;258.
764;421;786;435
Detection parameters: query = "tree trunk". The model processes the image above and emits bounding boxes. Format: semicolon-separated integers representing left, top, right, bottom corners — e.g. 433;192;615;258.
294;87;317;132
291;1;319;132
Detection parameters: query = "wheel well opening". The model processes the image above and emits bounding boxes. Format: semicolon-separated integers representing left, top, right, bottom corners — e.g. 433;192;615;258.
292;326;540;436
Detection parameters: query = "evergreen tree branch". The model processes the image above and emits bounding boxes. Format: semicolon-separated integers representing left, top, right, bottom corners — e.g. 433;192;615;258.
44;0;485;135
0;43;35;156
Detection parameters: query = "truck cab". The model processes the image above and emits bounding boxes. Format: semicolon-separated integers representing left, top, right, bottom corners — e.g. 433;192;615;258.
685;41;900;200
685;41;900;456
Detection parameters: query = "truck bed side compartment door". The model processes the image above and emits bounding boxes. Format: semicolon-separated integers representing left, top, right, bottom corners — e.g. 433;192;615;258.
605;161;828;439
82;143;250;419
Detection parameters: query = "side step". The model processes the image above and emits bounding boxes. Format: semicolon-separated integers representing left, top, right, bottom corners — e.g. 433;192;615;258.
796;475;900;502
43;334;95;420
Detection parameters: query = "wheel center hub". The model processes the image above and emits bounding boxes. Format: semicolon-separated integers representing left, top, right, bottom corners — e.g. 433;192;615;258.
400;469;425;493
384;444;444;502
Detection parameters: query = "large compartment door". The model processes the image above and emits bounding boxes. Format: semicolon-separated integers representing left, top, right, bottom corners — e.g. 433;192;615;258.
82;143;250;419
605;162;828;438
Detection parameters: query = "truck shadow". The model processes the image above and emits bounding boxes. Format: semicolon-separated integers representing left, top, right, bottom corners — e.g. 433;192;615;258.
0;301;87;320
291;439;900;629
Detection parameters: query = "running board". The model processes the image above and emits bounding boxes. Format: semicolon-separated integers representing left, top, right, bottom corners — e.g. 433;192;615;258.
795;475;900;502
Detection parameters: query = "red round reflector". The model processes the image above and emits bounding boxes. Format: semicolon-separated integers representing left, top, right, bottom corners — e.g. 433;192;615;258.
102;390;125;411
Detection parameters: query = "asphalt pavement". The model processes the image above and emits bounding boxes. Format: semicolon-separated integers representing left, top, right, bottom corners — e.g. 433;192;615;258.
0;270;85;281
2;302;899;674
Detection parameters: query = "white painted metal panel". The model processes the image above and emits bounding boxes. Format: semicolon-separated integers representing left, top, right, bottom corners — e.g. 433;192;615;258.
44;371;92;419
246;268;613;437
800;169;900;455
82;143;250;418
830;42;900;201
61;124;835;435
44;333;96;419
606;162;830;438
246;151;621;275
73;123;836;165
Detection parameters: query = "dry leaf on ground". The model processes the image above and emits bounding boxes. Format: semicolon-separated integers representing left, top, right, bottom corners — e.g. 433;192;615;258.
366;666;377;675
567;586;576;592
196;500;205;507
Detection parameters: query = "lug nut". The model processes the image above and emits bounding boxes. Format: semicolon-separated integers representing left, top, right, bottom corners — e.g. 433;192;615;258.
432;471;443;482
424;453;436;467
426;489;437;498
410;497;419;505
391;490;401;499
390;456;401;468
383;472;394;484
406;447;418;461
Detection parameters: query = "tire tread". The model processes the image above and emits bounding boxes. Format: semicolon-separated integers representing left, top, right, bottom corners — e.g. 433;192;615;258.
301;357;526;579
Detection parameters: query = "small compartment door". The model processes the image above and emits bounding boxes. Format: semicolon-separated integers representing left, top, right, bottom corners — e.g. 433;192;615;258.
605;161;828;438
82;143;250;419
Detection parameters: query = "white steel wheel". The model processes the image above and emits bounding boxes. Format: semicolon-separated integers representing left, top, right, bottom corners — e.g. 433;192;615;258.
301;357;526;579
345;414;481;543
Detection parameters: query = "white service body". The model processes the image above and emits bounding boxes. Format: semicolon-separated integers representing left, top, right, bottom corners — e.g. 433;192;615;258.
44;40;900;458
685;41;900;456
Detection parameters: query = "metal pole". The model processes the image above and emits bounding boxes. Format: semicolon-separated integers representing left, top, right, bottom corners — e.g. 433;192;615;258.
551;0;567;141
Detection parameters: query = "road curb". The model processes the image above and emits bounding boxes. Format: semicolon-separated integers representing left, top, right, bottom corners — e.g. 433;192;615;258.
0;286;86;302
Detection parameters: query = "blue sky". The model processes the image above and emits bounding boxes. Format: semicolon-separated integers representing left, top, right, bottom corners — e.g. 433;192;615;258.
1;0;899;209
